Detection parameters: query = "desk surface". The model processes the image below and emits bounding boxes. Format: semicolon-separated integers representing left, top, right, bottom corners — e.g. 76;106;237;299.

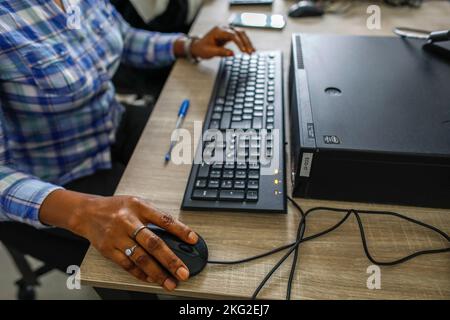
81;0;450;299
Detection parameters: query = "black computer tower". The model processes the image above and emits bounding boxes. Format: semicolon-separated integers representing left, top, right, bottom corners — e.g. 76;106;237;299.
289;34;450;208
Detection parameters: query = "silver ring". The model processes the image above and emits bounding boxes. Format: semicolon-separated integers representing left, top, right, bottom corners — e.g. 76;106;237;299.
124;245;137;257
131;225;147;240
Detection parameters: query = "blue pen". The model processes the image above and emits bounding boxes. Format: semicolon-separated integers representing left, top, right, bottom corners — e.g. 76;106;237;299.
165;99;190;162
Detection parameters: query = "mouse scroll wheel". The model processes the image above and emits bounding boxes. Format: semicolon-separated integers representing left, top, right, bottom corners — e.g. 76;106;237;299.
179;243;194;253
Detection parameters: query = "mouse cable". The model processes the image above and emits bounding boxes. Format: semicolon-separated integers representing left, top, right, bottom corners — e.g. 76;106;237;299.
206;200;349;266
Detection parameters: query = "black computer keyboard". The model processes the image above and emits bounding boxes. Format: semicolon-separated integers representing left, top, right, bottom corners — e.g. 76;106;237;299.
181;51;286;213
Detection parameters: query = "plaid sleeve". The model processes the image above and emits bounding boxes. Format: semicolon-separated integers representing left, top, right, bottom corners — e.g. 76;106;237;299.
109;3;183;68
0;102;62;228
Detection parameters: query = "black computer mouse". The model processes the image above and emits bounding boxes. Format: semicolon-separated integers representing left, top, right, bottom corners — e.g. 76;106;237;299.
147;224;208;276
288;1;324;18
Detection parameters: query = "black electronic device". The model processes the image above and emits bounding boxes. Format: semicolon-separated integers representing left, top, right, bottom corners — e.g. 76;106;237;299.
229;0;273;5
289;34;450;208
148;225;208;276
288;1;324;18
182;52;287;213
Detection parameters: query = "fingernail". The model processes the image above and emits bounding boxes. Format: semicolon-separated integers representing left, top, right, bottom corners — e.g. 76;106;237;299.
164;278;177;291
188;231;198;243
176;267;189;280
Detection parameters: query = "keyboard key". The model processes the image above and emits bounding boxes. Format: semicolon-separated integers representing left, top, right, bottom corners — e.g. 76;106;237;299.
210;170;221;179
209;120;219;129
195;179;207;188
235;170;247;179
217;69;230;98
212;162;223;170
220;190;245;200
248;170;260;179
192;189;218;200
224;162;235;170
221;180;233;189
223;170;234;179
253;117;263;129
208;179;220;189
236;162;247;169
249;162;260;170
220;112;232;129
248;180;259;190
234;180;246;189
212;113;221;120
197;164;210;178
231;120;251;129
246;191;258;201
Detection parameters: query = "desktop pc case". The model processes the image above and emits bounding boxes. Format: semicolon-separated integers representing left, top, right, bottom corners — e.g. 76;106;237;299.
289;34;450;208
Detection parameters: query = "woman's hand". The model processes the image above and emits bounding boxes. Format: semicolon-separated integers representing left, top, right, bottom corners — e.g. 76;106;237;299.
40;190;198;291
174;26;256;59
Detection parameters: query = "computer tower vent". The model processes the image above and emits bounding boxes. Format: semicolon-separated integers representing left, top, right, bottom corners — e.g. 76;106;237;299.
295;35;304;69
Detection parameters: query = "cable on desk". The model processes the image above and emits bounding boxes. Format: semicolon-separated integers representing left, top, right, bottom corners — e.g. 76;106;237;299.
207;242;296;265
206;197;450;300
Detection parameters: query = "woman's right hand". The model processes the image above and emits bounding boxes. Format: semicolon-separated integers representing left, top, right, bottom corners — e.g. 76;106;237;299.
40;190;199;291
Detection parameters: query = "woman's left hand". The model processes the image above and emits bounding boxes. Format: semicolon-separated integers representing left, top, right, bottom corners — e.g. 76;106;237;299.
178;26;256;59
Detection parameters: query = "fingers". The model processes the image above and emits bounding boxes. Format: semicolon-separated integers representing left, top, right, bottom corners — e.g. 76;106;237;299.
214;27;246;53
134;228;190;281
206;47;235;58
120;246;178;291
133;199;198;245
221;27;255;54
234;28;256;53
109;250;147;282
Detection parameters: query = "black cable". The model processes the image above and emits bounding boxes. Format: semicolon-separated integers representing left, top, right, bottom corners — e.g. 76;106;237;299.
353;211;450;266
206;198;450;300
286;197;306;300
251;218;305;299
207;242;296;265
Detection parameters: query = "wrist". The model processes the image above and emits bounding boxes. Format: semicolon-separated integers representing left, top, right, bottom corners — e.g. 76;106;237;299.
174;35;201;63
173;37;187;58
40;189;98;237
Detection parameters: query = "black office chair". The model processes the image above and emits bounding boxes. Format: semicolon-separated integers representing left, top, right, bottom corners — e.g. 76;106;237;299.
3;244;52;300
0;222;90;300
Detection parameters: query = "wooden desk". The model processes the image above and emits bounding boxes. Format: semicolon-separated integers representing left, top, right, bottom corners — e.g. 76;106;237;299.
81;0;450;299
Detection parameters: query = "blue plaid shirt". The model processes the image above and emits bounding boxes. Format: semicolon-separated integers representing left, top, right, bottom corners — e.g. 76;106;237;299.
0;0;180;227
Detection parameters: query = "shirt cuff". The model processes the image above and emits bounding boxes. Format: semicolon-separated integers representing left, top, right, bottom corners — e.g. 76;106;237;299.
2;178;63;228
150;33;184;65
